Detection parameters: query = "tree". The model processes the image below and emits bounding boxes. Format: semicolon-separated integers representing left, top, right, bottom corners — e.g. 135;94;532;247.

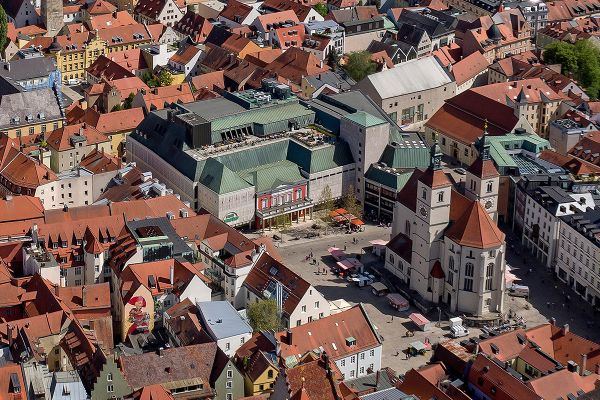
247;299;282;332
123;92;135;109
326;48;340;70
313;2;329;17
319;185;335;212
0;5;7;54
111;104;123;112
158;70;173;87
141;71;159;87
344;51;376;82
341;184;361;218
543;40;600;99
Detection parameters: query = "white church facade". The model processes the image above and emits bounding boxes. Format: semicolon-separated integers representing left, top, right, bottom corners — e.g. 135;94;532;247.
385;132;507;317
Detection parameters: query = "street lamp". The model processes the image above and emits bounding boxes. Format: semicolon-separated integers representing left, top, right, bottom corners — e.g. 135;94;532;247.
437;307;441;328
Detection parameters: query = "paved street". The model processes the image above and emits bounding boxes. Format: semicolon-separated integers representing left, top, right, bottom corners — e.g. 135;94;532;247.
267;222;600;374
270;223;476;373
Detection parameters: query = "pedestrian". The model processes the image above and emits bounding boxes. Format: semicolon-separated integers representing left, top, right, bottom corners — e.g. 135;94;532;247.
344;245;347;251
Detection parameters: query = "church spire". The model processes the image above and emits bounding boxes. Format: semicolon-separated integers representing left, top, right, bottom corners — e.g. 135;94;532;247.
429;136;443;170
476;120;491;161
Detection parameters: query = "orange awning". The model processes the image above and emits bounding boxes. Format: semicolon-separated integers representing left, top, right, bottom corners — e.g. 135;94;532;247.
351;218;364;226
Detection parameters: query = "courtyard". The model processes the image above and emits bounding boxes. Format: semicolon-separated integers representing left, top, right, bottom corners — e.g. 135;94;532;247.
268;223;600;374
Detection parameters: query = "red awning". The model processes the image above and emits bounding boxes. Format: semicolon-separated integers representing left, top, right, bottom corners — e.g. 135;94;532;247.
351;218;364;226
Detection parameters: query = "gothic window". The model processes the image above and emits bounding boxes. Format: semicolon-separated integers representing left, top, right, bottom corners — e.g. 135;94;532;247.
487;181;493;193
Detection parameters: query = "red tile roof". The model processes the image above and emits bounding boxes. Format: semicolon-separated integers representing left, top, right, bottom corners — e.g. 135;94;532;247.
0;152;56;189
138;84;195;111
79;149;121;174
527;368;599;399
243;252;311;316
451;50;490;86
445;200;504;248
539;149;600;175
88;10;136;30
190;71;225;91
219;0;254;22
0;363;26;400
285;358;344;400
173;11;213;43
267;47;329;85
0;195;44;224
468;354;542;400
120;343;218;391
130;384;175;400
276;304;381;362
87;0;117;15
418;168;452;189
169;44;202;66
46;123;110;152
87;55;136;81
426;90;520;145
467;158;499;179
84;107;145;134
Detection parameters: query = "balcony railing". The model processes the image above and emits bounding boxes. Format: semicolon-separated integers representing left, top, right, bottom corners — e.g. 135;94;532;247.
256;198;314;219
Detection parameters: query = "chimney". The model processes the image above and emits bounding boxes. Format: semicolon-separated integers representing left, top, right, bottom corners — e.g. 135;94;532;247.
549;317;556;325
178;84;183;91
319;60;324;68
4;62;9;71
286;329;293;345
596;363;600;375
82;286;87;306
562;323;570;335
170;264;174;285
581;354;588;376
80;100;88;110
5;194;12;201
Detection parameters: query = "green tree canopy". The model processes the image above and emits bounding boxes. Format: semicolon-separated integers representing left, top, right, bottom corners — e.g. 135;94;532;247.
158;70;174;87
123;92;135;109
344;51;376;82
544;40;600;99
313;2;329;17
0;5;7;53
326;48;340;70
341;184;362;218
319;185;335;212
247;299;282;332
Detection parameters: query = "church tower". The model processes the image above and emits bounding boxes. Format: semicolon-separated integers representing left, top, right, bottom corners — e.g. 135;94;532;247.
465;124;500;221
411;141;452;300
41;0;64;37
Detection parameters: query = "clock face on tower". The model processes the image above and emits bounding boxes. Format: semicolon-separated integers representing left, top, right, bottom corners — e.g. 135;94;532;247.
485;199;495;210
419;207;428;217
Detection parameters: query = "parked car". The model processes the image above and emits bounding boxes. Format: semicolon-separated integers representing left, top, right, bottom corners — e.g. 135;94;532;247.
455;168;466;175
346;274;360;282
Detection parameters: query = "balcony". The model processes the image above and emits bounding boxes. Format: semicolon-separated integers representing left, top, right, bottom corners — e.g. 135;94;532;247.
256;198;314;219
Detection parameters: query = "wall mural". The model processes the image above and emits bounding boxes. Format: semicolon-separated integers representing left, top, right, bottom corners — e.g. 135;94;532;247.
127;295;150;336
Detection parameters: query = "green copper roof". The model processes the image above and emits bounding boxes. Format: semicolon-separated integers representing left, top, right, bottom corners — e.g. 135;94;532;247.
215;140;290;172
287;140;355;174
211;102;315;134
344;111;386;128
365;166;413;190
379;143;429;169
238;160;305;193
197;158;252;194
487;133;551;169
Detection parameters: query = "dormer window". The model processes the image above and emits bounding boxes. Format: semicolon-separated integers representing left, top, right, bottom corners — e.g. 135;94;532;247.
346;336;356;346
